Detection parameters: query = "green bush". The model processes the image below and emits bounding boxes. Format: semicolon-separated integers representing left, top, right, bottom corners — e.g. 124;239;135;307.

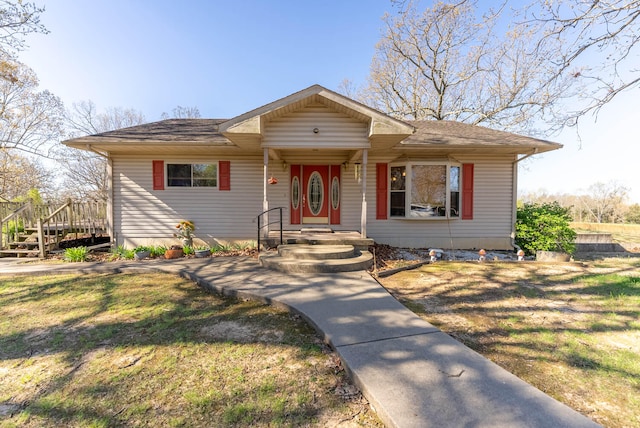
3;219;24;240
150;245;166;258
515;202;577;256
110;245;134;260
64;246;89;262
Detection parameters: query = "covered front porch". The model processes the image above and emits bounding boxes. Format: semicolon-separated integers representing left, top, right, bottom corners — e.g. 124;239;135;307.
217;85;415;242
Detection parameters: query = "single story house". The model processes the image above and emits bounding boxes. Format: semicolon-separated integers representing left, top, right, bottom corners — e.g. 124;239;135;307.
63;85;561;250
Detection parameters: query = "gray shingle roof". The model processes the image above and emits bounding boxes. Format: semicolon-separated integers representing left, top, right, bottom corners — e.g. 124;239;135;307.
403;120;561;152
65;119;231;145
64;117;561;154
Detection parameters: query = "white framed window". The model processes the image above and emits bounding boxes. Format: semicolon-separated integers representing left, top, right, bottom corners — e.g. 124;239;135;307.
390;162;460;219
167;163;217;187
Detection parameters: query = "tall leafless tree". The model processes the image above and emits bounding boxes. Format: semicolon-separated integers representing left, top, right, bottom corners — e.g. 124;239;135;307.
0;59;64;156
160;105;201;119
55;101;146;201
0;147;53;200
579;181;629;223
355;0;573;135
525;0;640;124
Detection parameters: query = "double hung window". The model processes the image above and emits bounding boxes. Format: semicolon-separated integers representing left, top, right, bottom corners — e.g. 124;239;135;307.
167;163;217;187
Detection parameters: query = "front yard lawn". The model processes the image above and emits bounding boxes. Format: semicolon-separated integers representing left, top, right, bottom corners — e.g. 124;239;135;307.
378;258;640;428
0;273;381;427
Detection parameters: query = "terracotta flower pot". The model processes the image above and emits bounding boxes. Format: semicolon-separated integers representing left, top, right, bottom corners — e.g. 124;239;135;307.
165;248;184;259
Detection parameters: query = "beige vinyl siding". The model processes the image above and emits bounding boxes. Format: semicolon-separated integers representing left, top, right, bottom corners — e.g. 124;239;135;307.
263;104;369;149
367;154;516;249
112;155;263;247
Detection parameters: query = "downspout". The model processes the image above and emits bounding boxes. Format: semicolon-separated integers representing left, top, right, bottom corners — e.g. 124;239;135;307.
511;149;538;251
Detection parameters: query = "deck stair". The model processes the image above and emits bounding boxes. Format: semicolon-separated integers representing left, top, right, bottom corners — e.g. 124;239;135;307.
259;244;373;273
0;200;107;258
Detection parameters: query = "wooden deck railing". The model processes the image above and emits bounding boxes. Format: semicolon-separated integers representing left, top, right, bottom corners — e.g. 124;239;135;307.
0;200;108;257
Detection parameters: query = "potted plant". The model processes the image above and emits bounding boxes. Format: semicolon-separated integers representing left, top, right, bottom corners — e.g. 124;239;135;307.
194;245;211;258
165;245;184;259
174;220;195;247
133;245;152;260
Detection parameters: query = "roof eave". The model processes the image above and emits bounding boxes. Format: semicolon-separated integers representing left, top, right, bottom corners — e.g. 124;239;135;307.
396;142;563;155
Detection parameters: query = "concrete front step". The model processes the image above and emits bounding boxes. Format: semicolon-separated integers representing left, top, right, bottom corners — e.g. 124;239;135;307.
259;244;373;273
278;244;356;260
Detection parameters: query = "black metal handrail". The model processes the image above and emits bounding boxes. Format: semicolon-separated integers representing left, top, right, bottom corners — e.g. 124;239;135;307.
255;207;284;251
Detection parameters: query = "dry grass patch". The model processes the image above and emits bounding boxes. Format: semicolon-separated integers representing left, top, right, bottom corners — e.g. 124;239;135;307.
0;273;382;427
378;258;640;428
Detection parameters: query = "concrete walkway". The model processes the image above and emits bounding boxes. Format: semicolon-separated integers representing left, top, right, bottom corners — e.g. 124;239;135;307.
1;257;600;428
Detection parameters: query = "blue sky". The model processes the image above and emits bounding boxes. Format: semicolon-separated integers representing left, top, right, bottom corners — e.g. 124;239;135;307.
19;0;640;203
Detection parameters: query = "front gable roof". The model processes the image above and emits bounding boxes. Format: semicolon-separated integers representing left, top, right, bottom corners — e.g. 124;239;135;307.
219;84;415;138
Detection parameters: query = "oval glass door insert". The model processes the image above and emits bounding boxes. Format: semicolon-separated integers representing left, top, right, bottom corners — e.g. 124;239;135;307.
291;176;300;209
308;171;323;215
331;176;340;210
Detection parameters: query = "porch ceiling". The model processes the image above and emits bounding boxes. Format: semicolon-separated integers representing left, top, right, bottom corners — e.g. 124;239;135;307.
266;148;364;163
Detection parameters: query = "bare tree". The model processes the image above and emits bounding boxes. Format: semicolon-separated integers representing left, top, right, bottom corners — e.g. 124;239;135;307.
160;105;201;119
579;181;629;223
0;59;64;156
56;101;146;201
0;147;53;200
525;0;640;123
65;100;146;136
0;1;47;81
356;0;573;134
626;204;640;224
0;1;47;53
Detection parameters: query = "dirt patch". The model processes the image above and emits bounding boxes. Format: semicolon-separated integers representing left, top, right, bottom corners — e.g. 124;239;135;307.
200;320;285;343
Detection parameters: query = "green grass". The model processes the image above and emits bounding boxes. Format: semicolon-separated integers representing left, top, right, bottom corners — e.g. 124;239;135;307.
0;273;381;427
379;259;640;427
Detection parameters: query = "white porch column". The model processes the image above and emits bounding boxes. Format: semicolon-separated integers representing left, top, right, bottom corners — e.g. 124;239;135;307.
263;148;269;236
360;149;368;238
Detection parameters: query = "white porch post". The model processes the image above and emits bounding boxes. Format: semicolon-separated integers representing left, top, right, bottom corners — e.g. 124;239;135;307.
263;149;269;236
360;149;368;238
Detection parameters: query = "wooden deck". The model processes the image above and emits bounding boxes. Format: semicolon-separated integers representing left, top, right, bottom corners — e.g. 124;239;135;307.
1;200;108;257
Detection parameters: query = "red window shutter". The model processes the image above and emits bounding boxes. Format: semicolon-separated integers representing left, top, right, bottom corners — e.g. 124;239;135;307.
376;163;388;220
152;160;164;190
462;163;474;220
219;161;231;191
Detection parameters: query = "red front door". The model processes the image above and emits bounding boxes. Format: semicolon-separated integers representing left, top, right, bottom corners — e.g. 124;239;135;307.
302;165;329;224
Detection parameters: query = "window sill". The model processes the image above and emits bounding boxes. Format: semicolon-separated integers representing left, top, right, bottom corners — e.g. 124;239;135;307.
389;216;459;221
